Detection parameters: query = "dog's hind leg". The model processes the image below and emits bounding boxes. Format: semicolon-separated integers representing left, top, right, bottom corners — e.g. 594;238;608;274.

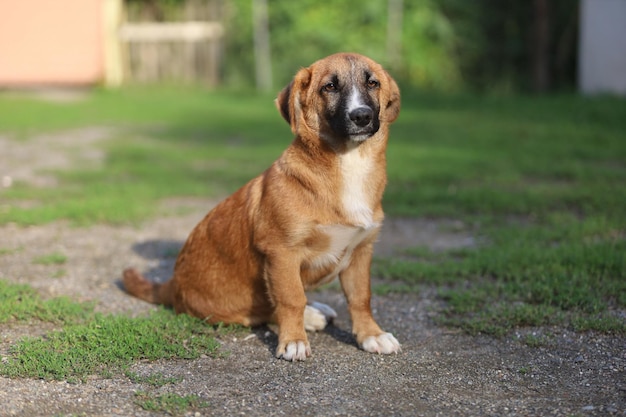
303;301;337;331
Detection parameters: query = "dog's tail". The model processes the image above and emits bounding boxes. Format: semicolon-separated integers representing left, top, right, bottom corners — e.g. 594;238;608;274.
122;267;175;307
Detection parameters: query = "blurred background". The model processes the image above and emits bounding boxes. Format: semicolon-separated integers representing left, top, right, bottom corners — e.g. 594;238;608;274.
0;0;624;96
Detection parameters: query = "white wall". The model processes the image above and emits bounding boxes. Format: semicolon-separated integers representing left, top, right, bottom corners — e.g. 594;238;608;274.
579;0;626;96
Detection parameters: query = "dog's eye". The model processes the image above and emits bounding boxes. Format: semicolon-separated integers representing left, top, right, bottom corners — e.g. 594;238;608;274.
367;79;380;89
322;82;337;92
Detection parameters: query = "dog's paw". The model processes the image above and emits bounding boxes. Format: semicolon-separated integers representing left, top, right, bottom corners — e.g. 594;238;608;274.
360;332;401;354
304;302;337;331
276;340;311;361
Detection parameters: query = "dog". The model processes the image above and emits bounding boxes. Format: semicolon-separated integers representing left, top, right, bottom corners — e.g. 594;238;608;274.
123;52;401;361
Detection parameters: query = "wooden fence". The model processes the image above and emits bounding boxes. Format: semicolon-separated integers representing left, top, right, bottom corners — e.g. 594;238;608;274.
117;0;224;86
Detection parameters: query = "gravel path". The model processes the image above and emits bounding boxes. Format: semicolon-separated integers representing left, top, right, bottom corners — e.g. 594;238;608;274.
0;204;624;416
0;128;624;416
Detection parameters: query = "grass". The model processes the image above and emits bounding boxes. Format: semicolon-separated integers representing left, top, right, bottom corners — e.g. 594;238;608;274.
126;371;183;387
0;280;220;383
0;88;284;226
1;89;624;225
33;252;67;265
0;281;224;417
385;93;626;219
0;280;94;324
0;87;625;339
0;247;21;255
373;215;626;335
134;391;208;415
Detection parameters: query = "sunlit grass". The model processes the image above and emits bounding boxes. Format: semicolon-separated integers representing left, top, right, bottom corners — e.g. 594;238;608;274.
0;87;283;225
1;88;625;338
0;280;93;324
1;88;624;225
0;280;220;382
134;391;208;415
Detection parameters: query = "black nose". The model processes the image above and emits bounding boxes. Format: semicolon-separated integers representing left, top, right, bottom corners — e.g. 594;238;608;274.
349;107;373;127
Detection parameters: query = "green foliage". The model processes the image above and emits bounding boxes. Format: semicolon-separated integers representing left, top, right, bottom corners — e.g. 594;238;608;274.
223;0;461;89
439;0;579;91
220;0;578;91
122;0;580;91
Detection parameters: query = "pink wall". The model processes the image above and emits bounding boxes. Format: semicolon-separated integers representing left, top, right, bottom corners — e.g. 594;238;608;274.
0;0;104;86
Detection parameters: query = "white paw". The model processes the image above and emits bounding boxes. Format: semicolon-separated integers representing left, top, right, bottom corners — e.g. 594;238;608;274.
303;302;337;331
361;332;401;354
278;341;311;361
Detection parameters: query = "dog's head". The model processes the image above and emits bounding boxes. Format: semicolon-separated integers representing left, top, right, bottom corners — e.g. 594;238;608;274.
276;53;400;147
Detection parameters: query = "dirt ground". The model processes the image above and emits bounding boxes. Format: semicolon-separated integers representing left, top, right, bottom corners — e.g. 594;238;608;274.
0;129;624;416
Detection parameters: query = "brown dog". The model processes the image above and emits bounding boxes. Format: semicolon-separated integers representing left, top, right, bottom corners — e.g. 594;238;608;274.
123;52;401;361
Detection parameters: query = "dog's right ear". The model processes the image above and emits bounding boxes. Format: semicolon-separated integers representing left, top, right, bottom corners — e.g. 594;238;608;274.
275;68;311;134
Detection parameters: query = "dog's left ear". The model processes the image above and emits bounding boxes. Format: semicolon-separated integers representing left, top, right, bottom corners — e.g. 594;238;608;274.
276;81;293;124
275;68;311;134
384;73;401;123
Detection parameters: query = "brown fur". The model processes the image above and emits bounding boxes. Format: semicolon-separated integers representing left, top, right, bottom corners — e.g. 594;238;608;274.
123;53;401;360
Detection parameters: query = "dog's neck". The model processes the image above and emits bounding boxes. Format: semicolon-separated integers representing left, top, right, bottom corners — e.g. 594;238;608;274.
278;130;387;226
339;147;377;227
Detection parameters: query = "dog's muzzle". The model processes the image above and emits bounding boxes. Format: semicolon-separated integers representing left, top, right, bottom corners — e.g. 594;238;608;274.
349;107;374;128
346;106;379;140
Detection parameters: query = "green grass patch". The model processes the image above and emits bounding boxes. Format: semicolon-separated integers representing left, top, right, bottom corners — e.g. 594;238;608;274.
520;332;554;348
374;214;626;336
0;280;220;382
1;89;625;226
50;269;66;279
0;87;284;226
33;252;67;265
126;371;183;387
134;391;208;415
0;280;94;324
571;315;626;334
385;93;626;219
0;248;24;256
1;308;220;382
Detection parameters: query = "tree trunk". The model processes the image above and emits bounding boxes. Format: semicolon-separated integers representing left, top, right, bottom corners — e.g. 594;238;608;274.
531;0;550;92
387;0;403;73
252;0;272;92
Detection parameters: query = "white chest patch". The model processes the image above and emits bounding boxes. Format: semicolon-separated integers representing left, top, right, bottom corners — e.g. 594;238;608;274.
306;147;380;287
311;223;378;286
340;149;375;227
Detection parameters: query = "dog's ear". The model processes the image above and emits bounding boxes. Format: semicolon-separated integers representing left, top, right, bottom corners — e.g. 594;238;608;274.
275;81;293;124
275;68;311;134
384;73;401;123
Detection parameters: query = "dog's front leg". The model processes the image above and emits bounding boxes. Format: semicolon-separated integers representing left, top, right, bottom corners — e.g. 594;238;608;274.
339;244;401;354
265;254;311;361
